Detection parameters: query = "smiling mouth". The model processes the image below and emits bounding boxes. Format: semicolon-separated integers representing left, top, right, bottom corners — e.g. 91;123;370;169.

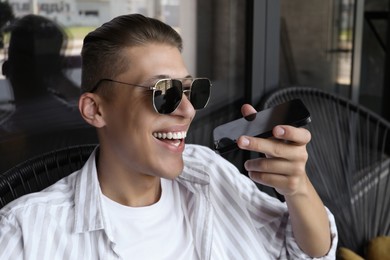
153;131;187;147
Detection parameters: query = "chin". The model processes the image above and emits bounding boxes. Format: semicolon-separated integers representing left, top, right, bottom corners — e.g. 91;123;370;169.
164;161;184;180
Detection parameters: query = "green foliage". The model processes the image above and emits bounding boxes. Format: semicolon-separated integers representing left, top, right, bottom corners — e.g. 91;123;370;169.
0;1;14;48
63;26;96;40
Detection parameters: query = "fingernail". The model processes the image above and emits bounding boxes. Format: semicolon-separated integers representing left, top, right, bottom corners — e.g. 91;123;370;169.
275;126;285;136
244;161;250;171
241;137;250;146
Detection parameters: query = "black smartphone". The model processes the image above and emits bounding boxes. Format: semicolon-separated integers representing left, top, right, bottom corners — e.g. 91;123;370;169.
213;99;311;154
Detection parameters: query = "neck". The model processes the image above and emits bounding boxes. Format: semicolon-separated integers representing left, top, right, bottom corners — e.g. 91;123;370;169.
97;161;162;207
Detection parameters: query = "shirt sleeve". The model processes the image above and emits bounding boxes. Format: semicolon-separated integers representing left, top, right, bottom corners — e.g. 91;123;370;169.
0;211;24;260
283;207;338;259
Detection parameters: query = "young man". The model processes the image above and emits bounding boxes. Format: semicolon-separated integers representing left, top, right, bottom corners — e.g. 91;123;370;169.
0;14;337;259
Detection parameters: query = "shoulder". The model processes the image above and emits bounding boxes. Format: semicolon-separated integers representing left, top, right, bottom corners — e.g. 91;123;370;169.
0;170;79;219
183;144;241;180
182;144;283;206
182;144;252;190
183;143;216;157
183;144;233;168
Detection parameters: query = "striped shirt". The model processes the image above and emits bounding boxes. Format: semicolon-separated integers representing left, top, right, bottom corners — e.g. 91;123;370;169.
0;144;338;259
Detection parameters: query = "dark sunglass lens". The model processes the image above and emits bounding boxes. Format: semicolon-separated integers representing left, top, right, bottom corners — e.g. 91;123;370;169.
190;79;211;109
154;79;182;114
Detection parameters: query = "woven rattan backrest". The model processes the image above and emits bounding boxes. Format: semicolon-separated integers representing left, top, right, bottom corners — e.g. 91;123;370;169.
261;86;390;254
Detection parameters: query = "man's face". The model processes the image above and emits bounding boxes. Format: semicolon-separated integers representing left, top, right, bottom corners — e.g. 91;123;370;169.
98;43;195;180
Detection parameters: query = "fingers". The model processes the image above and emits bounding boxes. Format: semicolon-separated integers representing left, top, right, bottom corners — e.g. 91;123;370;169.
237;135;308;161
248;171;288;188
236;122;311;196
244;157;305;176
272;125;311;145
241;104;257;117
237;125;311;155
248;171;306;196
243;154;308;196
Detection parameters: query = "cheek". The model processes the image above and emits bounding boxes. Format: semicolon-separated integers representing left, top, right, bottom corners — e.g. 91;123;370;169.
108;100;158;147
101;92;160;147
104;92;152;126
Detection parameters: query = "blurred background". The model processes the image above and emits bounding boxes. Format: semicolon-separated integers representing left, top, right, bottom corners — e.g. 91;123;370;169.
0;0;388;173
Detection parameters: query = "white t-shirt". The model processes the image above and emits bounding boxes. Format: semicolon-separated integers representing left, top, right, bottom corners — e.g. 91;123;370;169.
102;178;197;260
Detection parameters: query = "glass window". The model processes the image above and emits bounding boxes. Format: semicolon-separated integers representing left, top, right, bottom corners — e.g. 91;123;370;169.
280;0;354;97
279;0;389;118
0;0;248;172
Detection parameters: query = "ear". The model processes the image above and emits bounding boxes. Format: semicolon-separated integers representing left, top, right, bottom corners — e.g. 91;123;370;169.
79;93;106;128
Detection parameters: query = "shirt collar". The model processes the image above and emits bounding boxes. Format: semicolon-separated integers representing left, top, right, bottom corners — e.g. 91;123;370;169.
73;146;115;240
71;145;210;237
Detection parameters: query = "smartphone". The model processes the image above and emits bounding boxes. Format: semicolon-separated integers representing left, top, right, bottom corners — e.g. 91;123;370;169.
213;99;311;154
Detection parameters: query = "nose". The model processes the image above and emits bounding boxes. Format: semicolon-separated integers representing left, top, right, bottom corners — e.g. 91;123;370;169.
171;93;196;118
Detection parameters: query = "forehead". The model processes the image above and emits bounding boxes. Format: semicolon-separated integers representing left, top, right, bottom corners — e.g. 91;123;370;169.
121;43;189;81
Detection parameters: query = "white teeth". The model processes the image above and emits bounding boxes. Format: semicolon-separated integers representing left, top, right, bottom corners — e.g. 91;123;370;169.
153;131;187;140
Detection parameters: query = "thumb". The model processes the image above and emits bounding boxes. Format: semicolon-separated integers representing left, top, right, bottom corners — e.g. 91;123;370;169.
241;104;257;117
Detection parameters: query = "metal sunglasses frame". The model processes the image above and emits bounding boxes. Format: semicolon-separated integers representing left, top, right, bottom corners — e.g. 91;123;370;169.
90;77;211;114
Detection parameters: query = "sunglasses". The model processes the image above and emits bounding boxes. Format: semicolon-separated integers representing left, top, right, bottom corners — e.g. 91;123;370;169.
91;78;212;114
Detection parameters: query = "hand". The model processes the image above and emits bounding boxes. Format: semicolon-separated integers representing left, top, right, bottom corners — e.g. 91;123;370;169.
237;106;332;257
236;104;312;197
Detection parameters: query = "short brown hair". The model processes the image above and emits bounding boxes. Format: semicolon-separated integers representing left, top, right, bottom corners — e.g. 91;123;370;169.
81;14;183;93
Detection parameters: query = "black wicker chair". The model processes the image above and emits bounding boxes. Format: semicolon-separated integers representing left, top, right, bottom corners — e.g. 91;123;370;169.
0;144;97;208
261;86;390;256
